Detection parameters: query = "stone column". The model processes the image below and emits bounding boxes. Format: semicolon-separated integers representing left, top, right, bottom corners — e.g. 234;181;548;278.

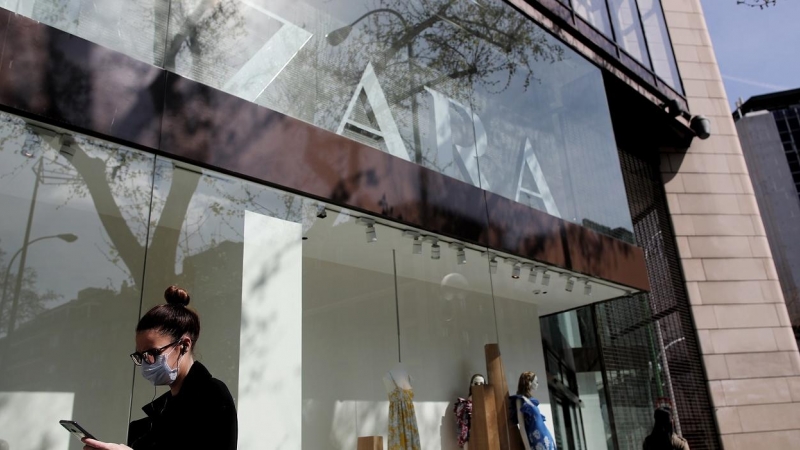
660;0;800;447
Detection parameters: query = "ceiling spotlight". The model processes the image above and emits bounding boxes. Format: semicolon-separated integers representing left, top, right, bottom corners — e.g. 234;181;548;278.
431;241;441;260
357;218;377;243
457;248;466;265
541;271;551;286
511;263;521;279
482;252;498;274
565;276;575;292
583;280;592;296
412;238;422;255
450;243;466;265
528;266;538;283
316;204;327;219
489;257;498;274
365;224;377;243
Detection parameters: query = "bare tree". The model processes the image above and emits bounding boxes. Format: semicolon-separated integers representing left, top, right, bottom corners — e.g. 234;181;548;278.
737;0;777;8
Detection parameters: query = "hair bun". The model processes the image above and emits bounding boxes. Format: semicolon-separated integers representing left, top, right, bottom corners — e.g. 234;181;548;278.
164;285;190;306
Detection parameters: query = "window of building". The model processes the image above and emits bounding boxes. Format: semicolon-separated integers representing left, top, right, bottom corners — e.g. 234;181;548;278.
0;110;639;449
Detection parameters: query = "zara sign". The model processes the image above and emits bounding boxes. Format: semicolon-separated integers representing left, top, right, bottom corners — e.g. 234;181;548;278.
336;63;562;219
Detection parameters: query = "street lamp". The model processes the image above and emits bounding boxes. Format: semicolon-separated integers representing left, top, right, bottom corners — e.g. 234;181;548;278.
326;9;424;163
0;233;78;334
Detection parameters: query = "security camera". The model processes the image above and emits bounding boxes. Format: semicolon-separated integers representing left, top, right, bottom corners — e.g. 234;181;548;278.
690;115;711;140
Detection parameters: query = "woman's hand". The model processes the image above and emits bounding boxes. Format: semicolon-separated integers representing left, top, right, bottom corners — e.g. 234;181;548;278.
81;438;133;450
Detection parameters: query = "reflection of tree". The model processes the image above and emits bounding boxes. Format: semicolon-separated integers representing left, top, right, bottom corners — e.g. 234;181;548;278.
0;242;60;335
4;0;570;291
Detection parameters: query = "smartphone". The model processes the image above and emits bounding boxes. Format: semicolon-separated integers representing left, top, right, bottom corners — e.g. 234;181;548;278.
59;420;96;441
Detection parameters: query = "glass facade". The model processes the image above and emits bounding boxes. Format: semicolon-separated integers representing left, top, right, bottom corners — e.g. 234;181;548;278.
8;0;635;240
0;111;636;449
0;0;709;449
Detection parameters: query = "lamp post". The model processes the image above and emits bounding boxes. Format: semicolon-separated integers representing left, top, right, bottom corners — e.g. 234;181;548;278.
326;9;424;163
0;233;78;333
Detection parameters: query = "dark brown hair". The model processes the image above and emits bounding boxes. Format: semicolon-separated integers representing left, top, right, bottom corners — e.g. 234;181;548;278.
136;286;201;349
516;371;537;396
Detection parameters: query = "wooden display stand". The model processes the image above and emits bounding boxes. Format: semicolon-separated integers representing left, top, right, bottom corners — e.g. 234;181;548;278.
357;436;383;450
471;384;500;450
460;343;525;450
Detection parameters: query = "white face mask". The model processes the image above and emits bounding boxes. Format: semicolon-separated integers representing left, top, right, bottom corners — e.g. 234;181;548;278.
141;347;181;386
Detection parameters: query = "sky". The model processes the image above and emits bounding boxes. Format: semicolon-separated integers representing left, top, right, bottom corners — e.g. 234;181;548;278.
700;0;800;111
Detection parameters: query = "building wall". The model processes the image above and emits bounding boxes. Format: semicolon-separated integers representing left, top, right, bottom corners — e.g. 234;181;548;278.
736;113;800;349
661;1;800;448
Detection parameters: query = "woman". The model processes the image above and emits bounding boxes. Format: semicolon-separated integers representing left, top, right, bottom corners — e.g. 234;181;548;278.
642;407;689;450
83;286;238;450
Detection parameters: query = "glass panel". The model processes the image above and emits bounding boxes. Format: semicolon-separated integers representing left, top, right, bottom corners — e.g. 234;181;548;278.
637;0;682;92
162;0;633;240
394;238;497;448
542;307;614;450
126;156;402;449
0;112;153;449
573;0;615;37
471;0;634;240
10;0;168;66
608;0;651;67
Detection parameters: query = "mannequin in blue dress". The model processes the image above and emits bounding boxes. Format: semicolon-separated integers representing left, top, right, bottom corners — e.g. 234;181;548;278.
509;371;556;450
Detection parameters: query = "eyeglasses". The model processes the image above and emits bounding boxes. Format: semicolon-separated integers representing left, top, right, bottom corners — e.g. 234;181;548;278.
130;340;180;366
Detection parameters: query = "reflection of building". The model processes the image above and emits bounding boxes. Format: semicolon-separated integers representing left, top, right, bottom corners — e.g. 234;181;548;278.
734;88;800;349
0;1;798;449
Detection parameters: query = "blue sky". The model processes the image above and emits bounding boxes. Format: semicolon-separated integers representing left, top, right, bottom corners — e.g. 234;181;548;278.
700;0;800;111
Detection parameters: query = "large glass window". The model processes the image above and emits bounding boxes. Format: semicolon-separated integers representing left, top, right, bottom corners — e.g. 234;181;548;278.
8;0;168;66
0;110;640;449
637;0;682;92
608;0;651;67
6;0;635;241
573;0;615;37
0;113;154;450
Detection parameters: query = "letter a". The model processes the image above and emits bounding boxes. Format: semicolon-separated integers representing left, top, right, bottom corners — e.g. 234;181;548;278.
337;63;410;161
515;138;561;218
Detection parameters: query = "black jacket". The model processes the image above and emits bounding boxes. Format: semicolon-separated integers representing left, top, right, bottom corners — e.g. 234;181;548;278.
127;362;237;450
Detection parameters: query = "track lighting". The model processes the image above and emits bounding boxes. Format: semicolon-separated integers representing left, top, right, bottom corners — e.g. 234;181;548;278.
512;263;521;279
450;243;466;265
528;266;537;283
565;276;575;292
316;204;327;219
365;224;377;243
541;271;551;286
431;241;441;260
583;279;592;296
357;218;377;243
482;252;498;274
404;231;423;254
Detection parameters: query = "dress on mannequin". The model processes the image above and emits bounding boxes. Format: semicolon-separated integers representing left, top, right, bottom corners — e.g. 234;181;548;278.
385;365;421;450
509;395;556;450
453;374;485;449
510;372;556;450
453;397;472;448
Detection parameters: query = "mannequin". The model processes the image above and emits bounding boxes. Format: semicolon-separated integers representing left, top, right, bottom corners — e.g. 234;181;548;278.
383;363;413;393
509;372;556;450
454;374;486;449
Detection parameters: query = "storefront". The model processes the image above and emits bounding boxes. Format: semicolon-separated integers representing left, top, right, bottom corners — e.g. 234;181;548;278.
0;1;727;450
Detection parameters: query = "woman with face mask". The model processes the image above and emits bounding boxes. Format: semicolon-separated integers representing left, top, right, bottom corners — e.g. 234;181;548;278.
82;286;238;450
